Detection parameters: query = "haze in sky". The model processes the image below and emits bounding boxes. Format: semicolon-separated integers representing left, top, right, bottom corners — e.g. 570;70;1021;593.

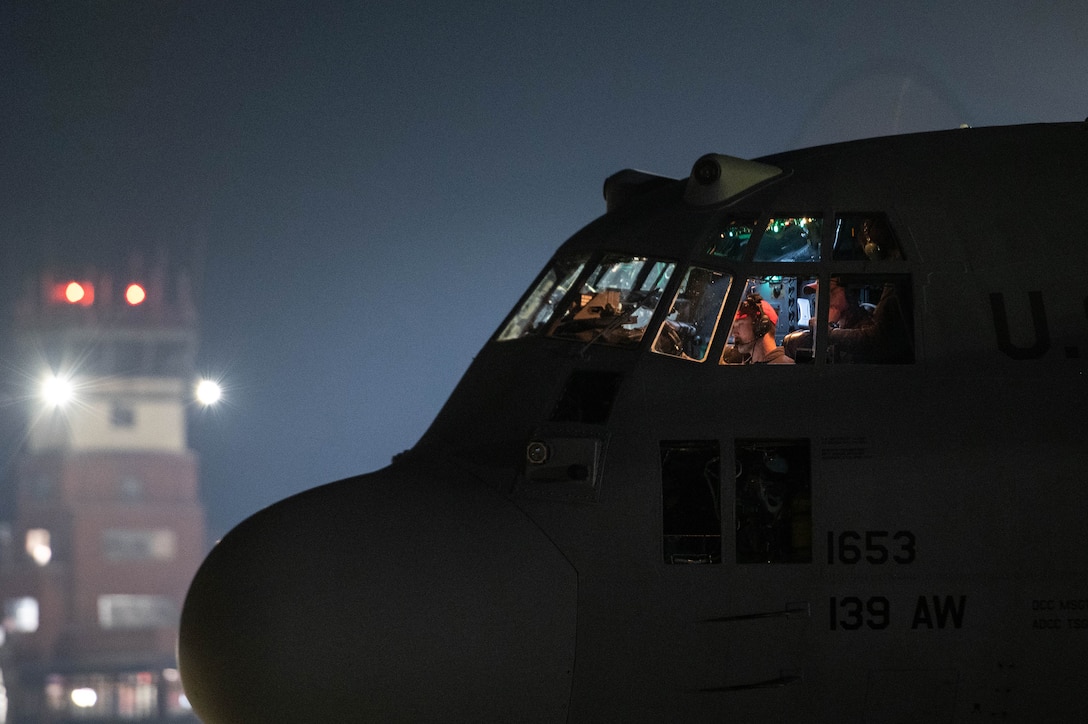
1;1;1084;537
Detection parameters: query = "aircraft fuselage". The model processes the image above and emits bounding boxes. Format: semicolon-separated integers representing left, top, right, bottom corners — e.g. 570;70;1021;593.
180;122;1088;722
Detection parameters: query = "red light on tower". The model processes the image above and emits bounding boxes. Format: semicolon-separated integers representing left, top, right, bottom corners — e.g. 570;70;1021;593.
52;281;95;306
125;283;147;305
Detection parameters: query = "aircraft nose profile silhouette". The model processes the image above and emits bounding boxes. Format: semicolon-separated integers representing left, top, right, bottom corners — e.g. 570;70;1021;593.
179;122;1088;722
179;460;577;721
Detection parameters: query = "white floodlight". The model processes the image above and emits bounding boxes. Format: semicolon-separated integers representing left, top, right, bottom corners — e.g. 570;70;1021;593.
195;379;222;406
41;374;73;408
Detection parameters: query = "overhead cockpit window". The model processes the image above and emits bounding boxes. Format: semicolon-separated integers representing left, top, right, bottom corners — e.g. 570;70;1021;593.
497;254;589;341
722;276;817;364
547;255;675;348
833;213;904;261
705;218;758;260
651;267;732;361
753;217;822;262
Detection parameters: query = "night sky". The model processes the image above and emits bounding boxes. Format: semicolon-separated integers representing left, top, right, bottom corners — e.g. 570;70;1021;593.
1;1;1085;539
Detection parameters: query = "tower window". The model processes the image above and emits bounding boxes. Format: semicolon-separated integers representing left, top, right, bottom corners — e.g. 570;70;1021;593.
3;597;39;632
110;403;135;427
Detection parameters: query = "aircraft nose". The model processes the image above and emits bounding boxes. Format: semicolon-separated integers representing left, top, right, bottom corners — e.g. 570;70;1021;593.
178;462;577;723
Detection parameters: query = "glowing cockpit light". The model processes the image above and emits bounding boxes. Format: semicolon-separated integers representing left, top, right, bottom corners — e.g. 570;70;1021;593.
195;379;222;406
41;374;73;407
125;283;147;305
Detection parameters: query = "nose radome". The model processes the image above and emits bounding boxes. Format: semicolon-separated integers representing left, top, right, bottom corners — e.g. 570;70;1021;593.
179;462;577;723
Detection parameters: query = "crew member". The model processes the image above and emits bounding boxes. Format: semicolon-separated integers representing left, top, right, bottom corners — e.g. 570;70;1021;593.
721;294;793;365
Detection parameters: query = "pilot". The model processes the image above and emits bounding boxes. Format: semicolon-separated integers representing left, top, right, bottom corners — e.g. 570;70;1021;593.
721;294;793;365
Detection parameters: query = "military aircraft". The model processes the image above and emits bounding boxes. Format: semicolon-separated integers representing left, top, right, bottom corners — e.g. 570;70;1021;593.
178;122;1088;722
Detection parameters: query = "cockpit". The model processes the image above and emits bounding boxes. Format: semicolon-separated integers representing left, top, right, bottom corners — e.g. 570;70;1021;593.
497;212;914;365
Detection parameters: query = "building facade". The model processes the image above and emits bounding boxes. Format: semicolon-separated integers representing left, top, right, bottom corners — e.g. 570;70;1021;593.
0;265;206;722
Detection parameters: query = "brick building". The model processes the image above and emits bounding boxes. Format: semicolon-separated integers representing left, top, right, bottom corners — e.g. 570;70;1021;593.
0;263;207;722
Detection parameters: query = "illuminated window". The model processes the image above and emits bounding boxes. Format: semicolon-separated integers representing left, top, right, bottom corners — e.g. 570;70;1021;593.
651;267;732;362
46;672;162;719
753;216;822;262
102;529;177;561
98;594;178;629
25;528;52;566
498;254;589;341
704;217;758;260
722;276;816;365
71;687;97;709
547;255;675;348
4;597;40;632
812;274;914;364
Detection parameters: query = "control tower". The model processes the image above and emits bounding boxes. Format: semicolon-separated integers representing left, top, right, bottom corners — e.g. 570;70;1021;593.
0;262;207;722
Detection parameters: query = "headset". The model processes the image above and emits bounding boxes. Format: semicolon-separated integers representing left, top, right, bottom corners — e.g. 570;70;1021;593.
739;293;773;338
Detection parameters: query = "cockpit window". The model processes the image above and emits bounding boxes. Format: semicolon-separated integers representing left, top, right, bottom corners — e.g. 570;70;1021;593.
497;254;589;341
704;218;758;260
719;273;915;364
753;217;822;262
651;266;732;361
723;276;815;364
814;274;914;364
548;255;675;347
833;213;904;261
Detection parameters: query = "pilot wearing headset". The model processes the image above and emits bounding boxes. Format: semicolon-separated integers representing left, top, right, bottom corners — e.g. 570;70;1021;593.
721;293;794;365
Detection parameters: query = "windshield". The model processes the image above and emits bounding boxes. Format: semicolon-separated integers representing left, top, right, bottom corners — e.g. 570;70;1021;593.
497;254;588;341
498;254;676;349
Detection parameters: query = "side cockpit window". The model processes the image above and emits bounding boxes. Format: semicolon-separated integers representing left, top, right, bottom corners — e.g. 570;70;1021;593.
498;254;589;341
753;273;914;365
816;274;914;364
651;267;732;361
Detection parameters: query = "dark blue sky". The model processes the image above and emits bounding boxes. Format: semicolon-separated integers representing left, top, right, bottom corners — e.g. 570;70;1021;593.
2;1;1085;538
